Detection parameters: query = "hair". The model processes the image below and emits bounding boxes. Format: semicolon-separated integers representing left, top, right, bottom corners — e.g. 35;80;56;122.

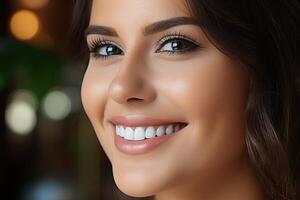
71;0;300;199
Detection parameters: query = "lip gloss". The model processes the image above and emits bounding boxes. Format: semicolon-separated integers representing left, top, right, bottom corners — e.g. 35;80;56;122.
114;131;176;155
109;114;184;127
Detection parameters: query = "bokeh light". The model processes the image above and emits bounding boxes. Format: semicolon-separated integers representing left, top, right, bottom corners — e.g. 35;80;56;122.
42;90;72;120
10;89;39;111
21;0;49;9
9;10;40;40
24;179;75;200
5;100;37;136
1;1;91;199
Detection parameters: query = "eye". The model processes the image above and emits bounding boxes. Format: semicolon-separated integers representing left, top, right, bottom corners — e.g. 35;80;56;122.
155;33;202;55
88;39;123;60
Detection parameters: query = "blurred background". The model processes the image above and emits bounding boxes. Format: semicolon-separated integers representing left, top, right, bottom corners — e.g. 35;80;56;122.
0;0;125;199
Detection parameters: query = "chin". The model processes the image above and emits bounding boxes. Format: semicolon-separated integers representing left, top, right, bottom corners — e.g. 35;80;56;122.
111;165;163;198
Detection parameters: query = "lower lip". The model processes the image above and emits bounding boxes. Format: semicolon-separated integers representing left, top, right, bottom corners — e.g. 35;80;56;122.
113;126;184;155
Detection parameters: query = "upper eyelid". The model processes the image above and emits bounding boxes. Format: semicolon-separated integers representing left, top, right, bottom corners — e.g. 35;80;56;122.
155;34;199;49
86;36;123;50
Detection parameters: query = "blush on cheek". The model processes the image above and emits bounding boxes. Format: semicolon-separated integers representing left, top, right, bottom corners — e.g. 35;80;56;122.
81;72;96;117
81;70;107;125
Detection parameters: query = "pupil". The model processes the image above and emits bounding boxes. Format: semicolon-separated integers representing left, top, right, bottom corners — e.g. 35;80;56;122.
171;40;184;50
107;46;114;55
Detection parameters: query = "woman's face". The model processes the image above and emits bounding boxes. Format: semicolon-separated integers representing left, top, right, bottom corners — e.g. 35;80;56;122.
82;0;249;197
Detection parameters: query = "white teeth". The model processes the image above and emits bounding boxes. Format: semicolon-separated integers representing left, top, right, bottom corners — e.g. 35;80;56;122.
165;124;174;135
145;127;156;138
124;127;134;140
116;125;119;136
134;127;145;140
119;126;125;137
156;126;165;137
115;123;187;141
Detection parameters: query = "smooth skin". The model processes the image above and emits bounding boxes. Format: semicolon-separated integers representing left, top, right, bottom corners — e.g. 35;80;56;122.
81;0;267;199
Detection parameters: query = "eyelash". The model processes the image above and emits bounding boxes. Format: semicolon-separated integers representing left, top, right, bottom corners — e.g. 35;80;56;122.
87;38;121;60
88;31;203;60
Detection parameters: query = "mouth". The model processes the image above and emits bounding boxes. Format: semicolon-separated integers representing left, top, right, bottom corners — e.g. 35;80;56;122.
114;123;187;140
109;115;188;155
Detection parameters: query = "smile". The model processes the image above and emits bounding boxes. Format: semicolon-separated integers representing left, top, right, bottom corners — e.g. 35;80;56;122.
115;123;186;140
109;114;188;155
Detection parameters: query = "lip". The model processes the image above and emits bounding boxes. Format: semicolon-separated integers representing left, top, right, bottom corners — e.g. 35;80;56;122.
109;114;186;127
114;133;177;155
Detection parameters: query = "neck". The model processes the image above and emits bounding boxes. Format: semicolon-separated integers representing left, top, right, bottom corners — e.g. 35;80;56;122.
155;157;268;200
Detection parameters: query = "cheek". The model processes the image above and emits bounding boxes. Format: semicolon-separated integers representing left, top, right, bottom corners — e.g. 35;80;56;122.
156;53;249;173
81;66;104;124
81;65;113;147
159;54;248;124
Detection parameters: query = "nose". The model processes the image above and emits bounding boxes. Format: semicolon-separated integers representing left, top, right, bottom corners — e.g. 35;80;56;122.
108;54;156;105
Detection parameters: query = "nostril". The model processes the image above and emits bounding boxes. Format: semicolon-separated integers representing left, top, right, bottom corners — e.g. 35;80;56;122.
127;97;143;102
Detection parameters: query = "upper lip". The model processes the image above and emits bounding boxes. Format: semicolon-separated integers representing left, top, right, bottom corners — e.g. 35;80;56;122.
109;114;186;127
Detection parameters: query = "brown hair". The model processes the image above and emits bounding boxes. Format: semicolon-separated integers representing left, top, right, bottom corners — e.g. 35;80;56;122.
71;0;300;199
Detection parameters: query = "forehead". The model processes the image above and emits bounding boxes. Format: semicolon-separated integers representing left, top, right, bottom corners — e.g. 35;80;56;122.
89;0;191;26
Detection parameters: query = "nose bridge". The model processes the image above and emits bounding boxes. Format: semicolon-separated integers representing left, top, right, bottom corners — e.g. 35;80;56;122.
108;47;156;104
120;45;146;77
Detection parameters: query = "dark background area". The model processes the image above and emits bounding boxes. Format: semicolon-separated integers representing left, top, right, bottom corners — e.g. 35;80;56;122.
0;0;121;199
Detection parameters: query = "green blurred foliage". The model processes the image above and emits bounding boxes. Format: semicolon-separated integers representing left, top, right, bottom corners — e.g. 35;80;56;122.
0;37;61;100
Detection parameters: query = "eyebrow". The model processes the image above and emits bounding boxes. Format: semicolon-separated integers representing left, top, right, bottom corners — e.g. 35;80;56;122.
85;16;199;37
